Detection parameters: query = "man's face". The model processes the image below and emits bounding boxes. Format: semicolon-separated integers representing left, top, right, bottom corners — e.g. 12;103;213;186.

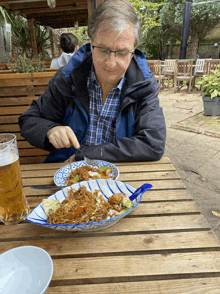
91;24;135;88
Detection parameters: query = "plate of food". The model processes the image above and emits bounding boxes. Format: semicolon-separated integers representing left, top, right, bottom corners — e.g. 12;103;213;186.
54;160;119;187
26;179;152;232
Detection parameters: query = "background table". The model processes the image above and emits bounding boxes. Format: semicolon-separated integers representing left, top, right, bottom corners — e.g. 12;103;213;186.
1;157;220;293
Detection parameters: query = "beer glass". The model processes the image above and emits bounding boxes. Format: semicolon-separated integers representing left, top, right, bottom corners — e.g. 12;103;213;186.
0;134;29;225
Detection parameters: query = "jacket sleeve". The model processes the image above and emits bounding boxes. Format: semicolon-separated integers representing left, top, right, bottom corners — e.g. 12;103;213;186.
18;69;73;151
75;73;166;162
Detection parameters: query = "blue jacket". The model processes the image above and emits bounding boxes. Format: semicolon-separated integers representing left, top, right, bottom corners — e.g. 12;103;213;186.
19;44;166;163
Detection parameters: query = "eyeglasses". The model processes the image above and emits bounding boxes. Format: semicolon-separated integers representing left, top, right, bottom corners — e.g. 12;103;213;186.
92;45;134;60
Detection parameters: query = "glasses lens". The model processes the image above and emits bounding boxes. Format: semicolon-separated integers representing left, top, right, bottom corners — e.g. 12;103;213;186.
94;46;132;61
98;47;110;57
116;51;131;59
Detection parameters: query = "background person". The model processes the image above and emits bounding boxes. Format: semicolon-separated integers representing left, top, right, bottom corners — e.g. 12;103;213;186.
19;0;166;164
50;33;79;68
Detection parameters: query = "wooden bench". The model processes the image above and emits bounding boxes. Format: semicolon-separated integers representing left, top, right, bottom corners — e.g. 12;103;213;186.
0;71;56;164
0;64;9;70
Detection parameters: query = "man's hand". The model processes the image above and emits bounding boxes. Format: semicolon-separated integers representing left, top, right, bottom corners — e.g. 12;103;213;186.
47;126;80;149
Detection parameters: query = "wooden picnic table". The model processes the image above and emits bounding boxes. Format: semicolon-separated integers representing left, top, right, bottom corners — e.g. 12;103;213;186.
1;157;220;293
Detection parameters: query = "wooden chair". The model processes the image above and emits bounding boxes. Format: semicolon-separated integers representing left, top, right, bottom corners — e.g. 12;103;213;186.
163;59;176;88
203;59;220;75
174;59;194;93
193;58;212;91
194;59;207;76
147;60;165;89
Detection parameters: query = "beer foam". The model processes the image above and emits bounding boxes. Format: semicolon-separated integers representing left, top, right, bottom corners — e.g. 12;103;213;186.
0;152;19;167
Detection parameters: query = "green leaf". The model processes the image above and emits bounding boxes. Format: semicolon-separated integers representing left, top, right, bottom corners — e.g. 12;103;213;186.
74;175;79;182
99;166;113;172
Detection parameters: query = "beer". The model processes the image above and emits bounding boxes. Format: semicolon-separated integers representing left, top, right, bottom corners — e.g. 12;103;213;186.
0;134;29;225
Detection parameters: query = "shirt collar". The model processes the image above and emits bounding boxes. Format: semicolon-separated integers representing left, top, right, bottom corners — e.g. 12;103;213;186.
89;64;125;91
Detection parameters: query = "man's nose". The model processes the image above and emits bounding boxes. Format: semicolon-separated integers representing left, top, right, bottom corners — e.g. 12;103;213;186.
105;52;117;67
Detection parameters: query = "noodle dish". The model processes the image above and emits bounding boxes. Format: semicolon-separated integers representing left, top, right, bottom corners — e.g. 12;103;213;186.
26;179;152;232
54;160;119;187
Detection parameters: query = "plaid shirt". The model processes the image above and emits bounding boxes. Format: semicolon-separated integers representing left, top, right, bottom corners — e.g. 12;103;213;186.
84;66;125;146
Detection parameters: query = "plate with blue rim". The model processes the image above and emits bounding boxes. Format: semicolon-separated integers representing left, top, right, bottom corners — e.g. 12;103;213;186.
54;160;119;187
26;179;153;232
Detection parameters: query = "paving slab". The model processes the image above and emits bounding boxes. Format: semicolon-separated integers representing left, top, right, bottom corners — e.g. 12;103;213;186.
159;88;220;240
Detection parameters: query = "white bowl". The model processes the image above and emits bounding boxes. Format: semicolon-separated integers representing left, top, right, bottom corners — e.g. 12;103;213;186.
26;179;152;232
54;160;119;186
0;246;53;294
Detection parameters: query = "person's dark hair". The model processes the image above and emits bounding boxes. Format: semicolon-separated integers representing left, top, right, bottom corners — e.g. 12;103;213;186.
88;0;141;48
60;33;79;53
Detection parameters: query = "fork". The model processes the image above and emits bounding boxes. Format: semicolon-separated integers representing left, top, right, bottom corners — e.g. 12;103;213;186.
79;148;99;167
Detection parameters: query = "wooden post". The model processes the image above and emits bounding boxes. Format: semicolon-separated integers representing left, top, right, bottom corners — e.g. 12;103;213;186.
49;29;54;58
87;0;93;17
97;0;105;6
28;18;38;59
87;0;105;17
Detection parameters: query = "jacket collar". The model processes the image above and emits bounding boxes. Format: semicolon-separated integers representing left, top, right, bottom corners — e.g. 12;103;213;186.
62;43;152;113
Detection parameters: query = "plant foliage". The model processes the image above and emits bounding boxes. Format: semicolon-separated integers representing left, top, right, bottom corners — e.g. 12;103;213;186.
5;10;51;59
198;65;220;99
8;54;47;73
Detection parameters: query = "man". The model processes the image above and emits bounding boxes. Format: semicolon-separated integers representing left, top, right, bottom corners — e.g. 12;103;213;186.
50;33;79;68
19;0;166;163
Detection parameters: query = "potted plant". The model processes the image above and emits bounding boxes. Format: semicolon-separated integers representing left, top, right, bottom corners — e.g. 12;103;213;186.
197;65;220;116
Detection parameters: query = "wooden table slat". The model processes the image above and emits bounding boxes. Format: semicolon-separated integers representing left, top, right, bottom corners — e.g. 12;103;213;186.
0;214;210;240
0;231;219;257
51;251;220;280
21;164;177;178
22;179;186;191
46;277;220;294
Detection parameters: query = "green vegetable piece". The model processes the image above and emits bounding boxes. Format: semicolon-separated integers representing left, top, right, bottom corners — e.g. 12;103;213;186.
115;207;131;216
74;175;79;182
123;195;133;209
42;199;60;216
99;166;113;171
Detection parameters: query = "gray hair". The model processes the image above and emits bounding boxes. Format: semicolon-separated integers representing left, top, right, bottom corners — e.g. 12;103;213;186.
88;0;141;48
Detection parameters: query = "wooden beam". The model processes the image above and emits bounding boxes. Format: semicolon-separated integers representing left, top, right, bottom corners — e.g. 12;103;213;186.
28;9;88;18
39;19;88;29
27;18;38;59
8;0;87;10
34;11;88;21
18;4;87;15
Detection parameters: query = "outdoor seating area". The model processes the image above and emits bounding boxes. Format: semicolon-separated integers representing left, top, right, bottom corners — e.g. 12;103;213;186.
148;58;220;94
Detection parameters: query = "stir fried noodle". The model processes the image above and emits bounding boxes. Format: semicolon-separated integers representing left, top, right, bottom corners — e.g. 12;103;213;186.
47;186;132;224
65;165;112;186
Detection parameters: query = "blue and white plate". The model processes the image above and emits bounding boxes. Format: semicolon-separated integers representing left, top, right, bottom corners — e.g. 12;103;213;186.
54;160;119;186
26;179;152;232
